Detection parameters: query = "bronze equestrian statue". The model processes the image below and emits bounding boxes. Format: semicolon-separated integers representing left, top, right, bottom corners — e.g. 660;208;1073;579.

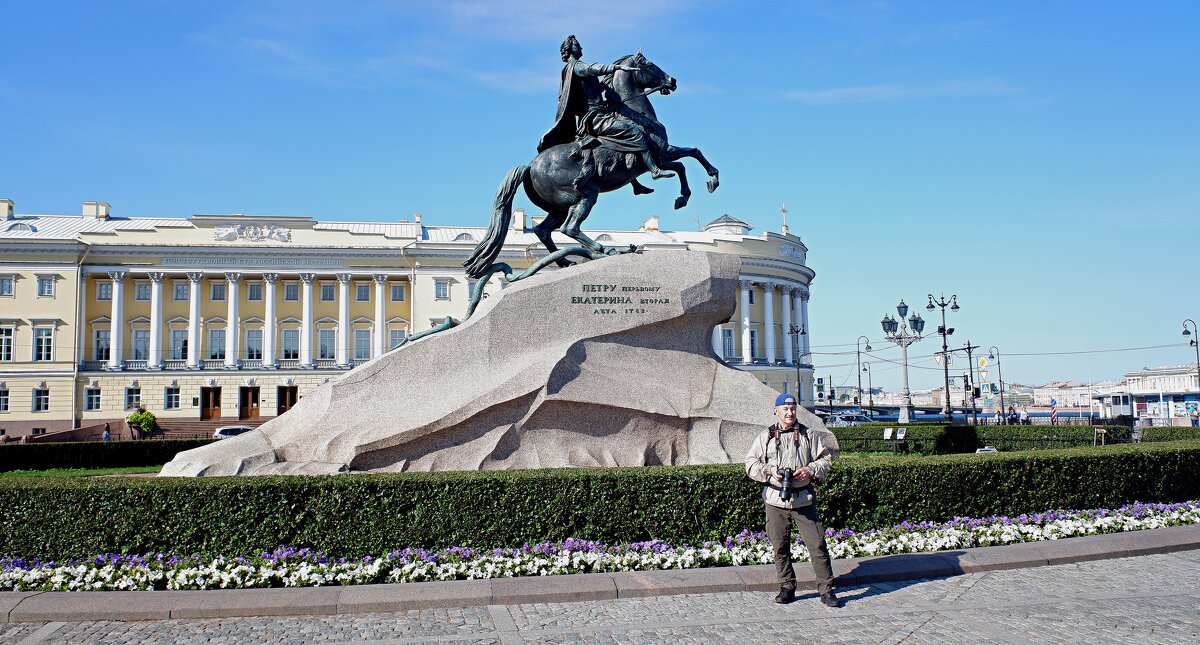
464;36;719;280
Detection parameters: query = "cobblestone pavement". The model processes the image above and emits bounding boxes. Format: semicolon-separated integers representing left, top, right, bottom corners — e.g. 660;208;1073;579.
5;550;1200;645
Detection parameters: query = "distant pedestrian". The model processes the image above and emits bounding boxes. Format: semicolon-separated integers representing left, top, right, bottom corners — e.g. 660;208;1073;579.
1007;405;1018;426
994;410;1002;425
102;423;111;442
1020;408;1030;425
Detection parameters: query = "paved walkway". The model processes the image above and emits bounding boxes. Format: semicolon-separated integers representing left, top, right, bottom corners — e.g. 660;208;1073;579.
2;526;1199;644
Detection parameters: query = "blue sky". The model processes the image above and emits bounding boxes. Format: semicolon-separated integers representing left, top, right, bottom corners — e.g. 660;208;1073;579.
2;1;1197;394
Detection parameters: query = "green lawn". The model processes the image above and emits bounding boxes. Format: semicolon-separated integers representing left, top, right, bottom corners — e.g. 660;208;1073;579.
0;465;162;478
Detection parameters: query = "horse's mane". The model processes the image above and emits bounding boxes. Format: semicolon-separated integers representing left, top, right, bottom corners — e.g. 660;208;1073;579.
611;53;636;66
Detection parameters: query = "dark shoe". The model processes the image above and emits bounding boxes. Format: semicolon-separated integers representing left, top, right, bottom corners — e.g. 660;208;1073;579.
774;587;795;604
820;592;841;608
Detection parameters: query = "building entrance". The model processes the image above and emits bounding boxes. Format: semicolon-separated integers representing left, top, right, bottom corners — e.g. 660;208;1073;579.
238;387;260;420
277;386;299;415
200;387;221;420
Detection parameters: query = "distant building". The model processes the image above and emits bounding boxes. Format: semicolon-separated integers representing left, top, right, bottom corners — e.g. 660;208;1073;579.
1093;364;1200;424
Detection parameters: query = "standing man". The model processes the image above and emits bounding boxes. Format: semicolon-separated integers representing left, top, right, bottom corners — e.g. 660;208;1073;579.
745;392;841;607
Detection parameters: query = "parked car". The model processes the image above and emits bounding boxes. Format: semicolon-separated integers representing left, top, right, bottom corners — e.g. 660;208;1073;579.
213;425;255;439
826;414;872;428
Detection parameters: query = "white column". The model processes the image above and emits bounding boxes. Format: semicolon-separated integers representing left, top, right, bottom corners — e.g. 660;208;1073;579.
739;280;753;364
336;273;352;367
763;283;777;364
147;272;165;369
799;290;811;359
223;273;241;368
107;272;127;370
299;273;315;368
373;274;387;357
781;288;793;365
186;272;202;369
262;273;278;368
712;326;722;358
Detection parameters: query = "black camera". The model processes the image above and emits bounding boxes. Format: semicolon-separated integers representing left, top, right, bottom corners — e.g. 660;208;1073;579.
778;467;795;501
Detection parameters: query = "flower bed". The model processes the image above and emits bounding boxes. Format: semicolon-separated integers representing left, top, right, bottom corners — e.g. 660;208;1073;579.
3;501;1197;592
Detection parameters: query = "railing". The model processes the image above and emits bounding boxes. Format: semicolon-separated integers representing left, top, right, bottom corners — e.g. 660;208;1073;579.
315;359;338;369
202;359;224;369
241;359;263;369
352;358;369;366
124;359;148;370
80;360;106;371
278;359;300;369
163;359;186;370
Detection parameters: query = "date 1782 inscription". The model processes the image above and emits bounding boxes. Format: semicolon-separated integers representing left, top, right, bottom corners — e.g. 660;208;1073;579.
571;284;671;315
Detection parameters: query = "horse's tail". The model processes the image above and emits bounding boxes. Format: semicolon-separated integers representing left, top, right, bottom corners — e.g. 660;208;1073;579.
463;164;529;279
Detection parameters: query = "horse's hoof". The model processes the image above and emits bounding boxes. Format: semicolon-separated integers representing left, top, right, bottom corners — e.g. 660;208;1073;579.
674;196;689;210
707;177;719;193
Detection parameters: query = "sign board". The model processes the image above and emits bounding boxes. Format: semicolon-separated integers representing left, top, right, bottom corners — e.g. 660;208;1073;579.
896;428;907;440
883;428;893;440
980;369;989;380
934;353;954;367
978;357;988;368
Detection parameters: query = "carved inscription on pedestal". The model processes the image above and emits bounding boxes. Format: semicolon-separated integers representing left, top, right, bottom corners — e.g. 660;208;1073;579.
571;284;670;315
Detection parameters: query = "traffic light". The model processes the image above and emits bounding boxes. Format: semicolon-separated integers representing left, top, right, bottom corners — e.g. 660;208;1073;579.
972;387;981;398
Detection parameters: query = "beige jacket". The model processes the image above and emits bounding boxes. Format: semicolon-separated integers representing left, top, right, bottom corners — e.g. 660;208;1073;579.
744;423;837;509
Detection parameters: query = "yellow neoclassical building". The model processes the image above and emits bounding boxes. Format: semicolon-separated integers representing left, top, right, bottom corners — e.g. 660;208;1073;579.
0;198;815;440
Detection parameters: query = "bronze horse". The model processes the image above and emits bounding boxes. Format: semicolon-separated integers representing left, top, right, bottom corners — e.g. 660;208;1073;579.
463;52;719;279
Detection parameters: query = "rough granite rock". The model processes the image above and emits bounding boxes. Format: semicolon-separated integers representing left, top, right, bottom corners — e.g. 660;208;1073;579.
159;250;828;476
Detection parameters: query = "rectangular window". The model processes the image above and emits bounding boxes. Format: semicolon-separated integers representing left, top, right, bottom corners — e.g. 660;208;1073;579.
170;330;188;360
247;282;263;301
174;282;189;301
284;283;300;301
354;329;372;360
132;330;149;360
388;328;407;350
318;329;336;360
33;327;53;361
85;388;101;411
211;282;226;301
748;290;756;305
721;328;734;358
135;282;151;301
164;387;180;410
94;329;111;361
750;329;760;359
32;389;49;412
282;329;300;360
208;329;226;360
37;277;55;298
125;388;141;409
434;281;450;300
245;329;263;360
0;389;8;412
390;283;405;302
356;284;370;302
0;327;13;361
320;283;335;301
0;277;13;297
97;281;113;301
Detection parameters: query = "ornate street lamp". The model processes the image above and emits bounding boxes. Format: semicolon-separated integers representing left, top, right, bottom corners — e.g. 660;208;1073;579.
881;299;925;423
928;294;959;422
856;335;871;412
789;323;806;406
862;362;874;421
1184;320;1200;400
988;345;1005;420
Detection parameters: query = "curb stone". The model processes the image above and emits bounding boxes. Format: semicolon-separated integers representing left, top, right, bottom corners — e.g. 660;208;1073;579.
4;524;1199;623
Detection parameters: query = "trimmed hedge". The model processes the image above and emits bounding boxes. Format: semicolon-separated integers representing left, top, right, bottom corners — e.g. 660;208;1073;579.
2;441;1199;560
832;424;1134;454
1142;427;1200;442
0;439;216;473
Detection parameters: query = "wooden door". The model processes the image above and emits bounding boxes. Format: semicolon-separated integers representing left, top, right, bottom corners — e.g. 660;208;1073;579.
239;387;260;419
200;387;221;420
277;386;299;416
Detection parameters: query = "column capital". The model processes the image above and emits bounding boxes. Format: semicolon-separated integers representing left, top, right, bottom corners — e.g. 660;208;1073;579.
760;282;779;294
798;289;810;302
186;272;204;283
224;272;242;284
298;273;316;284
738;279;753;290
372;273;388;284
262;272;279;284
336;273;353;284
147;272;166;283
107;271;128;283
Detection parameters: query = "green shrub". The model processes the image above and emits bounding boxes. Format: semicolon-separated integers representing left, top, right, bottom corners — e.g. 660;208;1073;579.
834;424;1133;454
0;439;215;473
1;441;1198;560
126;410;158;439
1141;427;1200;442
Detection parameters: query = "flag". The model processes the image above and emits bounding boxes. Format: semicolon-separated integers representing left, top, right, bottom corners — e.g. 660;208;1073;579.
1051;398;1058;424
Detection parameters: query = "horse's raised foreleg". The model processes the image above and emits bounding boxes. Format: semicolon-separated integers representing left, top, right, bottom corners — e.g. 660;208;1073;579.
534;210;575;268
664;145;719;193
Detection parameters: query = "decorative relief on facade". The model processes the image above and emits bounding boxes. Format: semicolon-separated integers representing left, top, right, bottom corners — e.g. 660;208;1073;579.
780;244;805;261
213;224;292;243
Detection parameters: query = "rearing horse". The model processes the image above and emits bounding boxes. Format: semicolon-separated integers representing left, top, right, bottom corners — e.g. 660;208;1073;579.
463;51;719;280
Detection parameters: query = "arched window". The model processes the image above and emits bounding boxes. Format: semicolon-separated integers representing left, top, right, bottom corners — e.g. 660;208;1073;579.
453;233;475;242
2;222;34;233
595;234;613;242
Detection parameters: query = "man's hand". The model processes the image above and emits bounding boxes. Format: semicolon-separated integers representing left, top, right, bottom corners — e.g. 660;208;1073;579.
618;64;640;73
796;466;813;481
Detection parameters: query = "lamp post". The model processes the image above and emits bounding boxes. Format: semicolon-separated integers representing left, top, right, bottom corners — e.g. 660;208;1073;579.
856;335;871;412
862;362;874;421
988;345;1005;420
927;294;959;422
1184;319;1200;402
789;323;806;406
880;299;925;424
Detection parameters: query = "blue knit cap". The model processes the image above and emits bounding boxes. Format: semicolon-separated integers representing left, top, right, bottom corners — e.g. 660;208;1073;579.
775;393;797;407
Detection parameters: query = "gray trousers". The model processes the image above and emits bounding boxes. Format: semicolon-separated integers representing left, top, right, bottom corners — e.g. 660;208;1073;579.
765;502;835;594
